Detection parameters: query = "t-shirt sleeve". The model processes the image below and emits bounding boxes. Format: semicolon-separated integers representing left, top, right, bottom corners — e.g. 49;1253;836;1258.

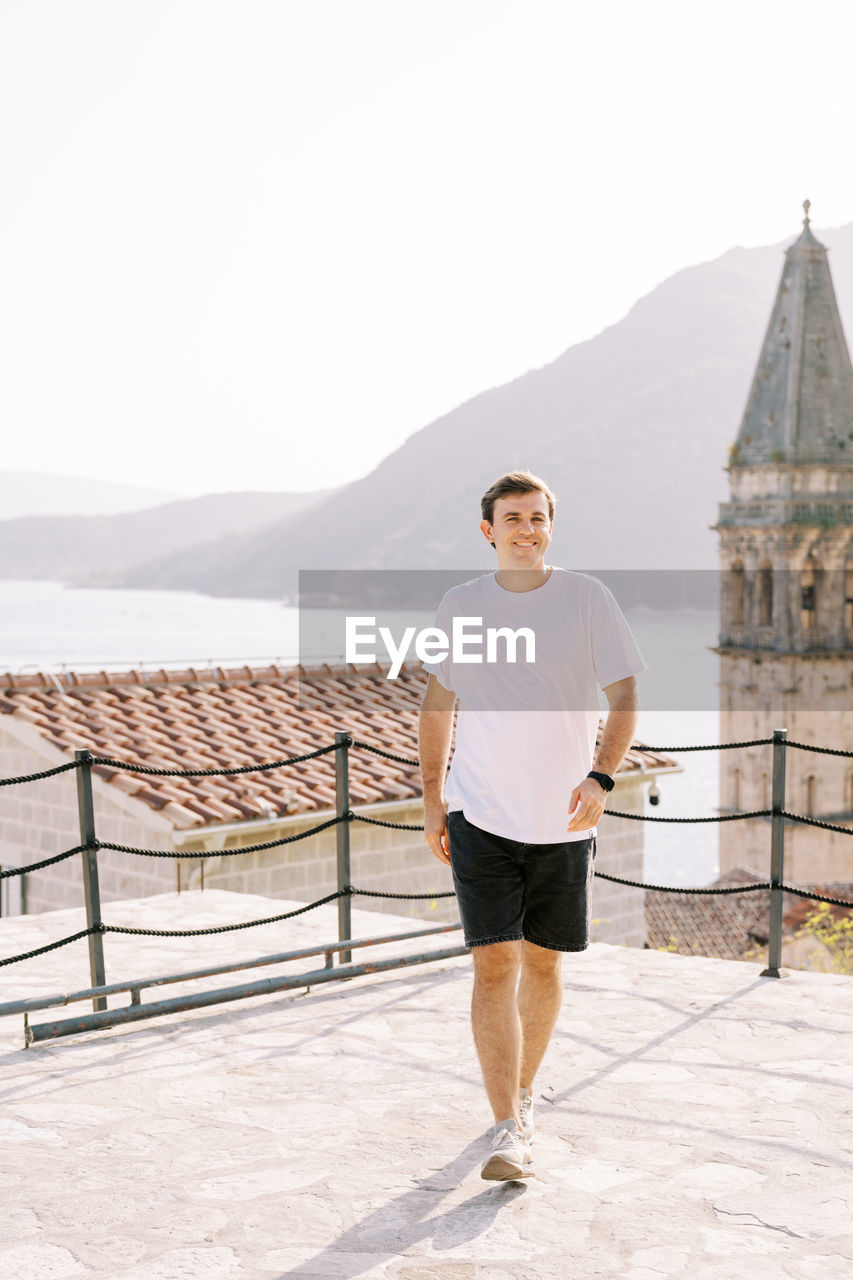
590;581;647;689
421;591;455;692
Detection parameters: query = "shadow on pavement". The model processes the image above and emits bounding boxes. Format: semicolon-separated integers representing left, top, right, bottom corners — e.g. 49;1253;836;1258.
280;1134;528;1278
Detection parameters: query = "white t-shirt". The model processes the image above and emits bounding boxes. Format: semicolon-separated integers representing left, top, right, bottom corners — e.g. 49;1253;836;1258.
422;568;646;844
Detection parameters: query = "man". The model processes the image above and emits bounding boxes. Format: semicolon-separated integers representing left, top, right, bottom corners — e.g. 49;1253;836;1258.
418;469;644;1181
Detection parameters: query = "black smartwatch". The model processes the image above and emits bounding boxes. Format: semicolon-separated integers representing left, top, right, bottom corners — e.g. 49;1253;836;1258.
587;770;615;793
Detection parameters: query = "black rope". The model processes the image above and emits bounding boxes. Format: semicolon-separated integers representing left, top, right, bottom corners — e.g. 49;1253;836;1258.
348;885;458;901
351;809;774;830
0;927;100;968
352;738;776;762
0;760;81;787
594;872;771;894
350;740;420;767
97;816;343;858
102;891;348;937
349;813;424;832
635;739;773;753
607;808;771;823
785;740;853;760
778;884;853;909
89;741;339;778
781;811;853;836
0;843;90;880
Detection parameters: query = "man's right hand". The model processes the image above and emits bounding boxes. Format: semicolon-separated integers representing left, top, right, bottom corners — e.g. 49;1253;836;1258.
424;799;450;866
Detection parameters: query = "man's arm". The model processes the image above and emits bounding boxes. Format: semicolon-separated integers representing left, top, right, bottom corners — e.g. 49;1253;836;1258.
567;675;640;833
418;673;457;865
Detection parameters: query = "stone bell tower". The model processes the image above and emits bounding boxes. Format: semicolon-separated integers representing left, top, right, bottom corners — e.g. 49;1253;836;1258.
717;201;853;884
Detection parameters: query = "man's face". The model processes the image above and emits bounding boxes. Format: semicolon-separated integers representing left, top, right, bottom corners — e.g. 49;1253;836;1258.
480;490;553;570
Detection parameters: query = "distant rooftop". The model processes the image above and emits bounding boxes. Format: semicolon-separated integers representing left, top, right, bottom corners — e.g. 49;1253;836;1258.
646;866;853;963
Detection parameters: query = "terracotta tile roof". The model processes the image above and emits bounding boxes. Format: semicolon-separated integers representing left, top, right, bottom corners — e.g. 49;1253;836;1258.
1;663;676;832
645;867;853;960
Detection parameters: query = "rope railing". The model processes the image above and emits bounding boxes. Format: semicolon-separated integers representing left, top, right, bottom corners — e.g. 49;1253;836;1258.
4;800;849;890
89;742;340;778
0;759;82;787
0;927;102;968
97;816;344;858
0;734;789;791
4;874;850;973
607;808;772;823
786;740;853;759
101;890;349;939
2;730;853;1003
0;741;343;788
780;811;853;836
5;733;834;791
0;843;89;879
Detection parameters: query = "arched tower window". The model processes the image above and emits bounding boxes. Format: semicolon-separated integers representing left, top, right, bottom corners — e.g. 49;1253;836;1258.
731;560;745;626
805;775;817;817
844;561;853;639
801;555;819;634
758;561;773;627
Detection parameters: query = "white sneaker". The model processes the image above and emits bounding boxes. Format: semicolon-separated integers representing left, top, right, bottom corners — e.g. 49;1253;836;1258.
519;1088;535;1142
480;1120;535;1181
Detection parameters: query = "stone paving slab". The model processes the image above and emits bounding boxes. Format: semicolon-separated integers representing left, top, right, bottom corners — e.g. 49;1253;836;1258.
1;890;852;1279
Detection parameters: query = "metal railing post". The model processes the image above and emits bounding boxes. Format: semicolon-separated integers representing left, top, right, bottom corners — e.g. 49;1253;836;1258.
75;749;107;1010
761;728;787;978
335;732;352;964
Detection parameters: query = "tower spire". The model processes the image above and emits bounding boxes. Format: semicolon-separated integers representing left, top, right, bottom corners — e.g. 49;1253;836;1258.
731;201;853;464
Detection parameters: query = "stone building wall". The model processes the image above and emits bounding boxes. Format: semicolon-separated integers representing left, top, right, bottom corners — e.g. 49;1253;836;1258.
719;698;853;884
590;778;647;949
0;727;176;915
188;803;452;925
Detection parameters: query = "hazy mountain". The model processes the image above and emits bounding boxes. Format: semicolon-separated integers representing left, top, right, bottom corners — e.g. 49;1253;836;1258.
115;226;853;597
15;223;853;599
0;490;332;582
0;471;182;519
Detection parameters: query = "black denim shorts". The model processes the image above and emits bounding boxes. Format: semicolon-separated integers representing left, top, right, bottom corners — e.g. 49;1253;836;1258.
447;809;596;953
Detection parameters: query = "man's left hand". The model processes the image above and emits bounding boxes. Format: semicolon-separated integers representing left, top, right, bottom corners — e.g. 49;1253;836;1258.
567;776;607;833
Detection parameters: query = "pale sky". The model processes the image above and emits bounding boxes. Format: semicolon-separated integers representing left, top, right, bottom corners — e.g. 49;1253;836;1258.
3;0;853;496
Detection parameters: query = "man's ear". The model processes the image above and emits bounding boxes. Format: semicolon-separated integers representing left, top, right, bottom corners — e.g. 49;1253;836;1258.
479;518;496;549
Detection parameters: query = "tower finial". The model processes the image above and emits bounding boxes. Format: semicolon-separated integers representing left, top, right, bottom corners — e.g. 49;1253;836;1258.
803;198;811;227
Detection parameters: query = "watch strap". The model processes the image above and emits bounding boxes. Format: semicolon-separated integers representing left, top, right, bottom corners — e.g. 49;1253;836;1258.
587;770;615;793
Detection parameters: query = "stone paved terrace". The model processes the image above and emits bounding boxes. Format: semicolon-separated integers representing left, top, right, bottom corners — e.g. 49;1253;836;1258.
1;890;851;1280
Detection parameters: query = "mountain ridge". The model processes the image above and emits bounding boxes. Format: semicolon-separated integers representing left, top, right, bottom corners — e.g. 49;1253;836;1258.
0;490;333;583
9;224;853;597
0;471;183;520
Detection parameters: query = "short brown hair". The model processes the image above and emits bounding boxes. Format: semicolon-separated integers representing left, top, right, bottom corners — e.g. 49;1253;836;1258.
480;470;557;525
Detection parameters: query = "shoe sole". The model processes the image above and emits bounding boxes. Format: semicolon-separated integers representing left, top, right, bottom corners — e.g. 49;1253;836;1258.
481;1154;536;1181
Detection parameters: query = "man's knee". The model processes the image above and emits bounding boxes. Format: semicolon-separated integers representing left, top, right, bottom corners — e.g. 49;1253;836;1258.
472;939;521;986
520;939;563;977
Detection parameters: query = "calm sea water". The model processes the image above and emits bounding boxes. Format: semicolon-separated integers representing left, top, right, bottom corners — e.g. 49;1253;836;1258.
0;579;721;886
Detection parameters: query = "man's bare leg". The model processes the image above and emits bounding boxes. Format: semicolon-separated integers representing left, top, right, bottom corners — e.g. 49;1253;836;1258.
471;940;522;1125
517;940;563;1091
